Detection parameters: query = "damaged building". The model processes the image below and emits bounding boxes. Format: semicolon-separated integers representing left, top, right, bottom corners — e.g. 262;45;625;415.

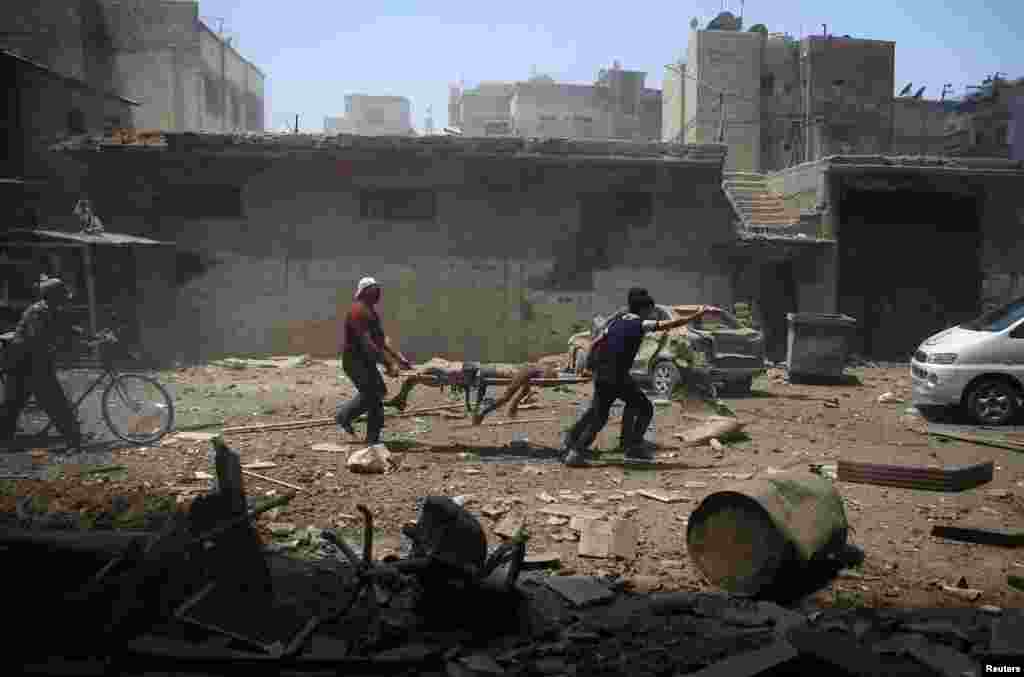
770;155;1024;360
48;133;844;365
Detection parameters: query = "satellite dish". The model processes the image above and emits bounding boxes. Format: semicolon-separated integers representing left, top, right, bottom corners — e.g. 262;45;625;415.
707;11;740;31
899;82;912;96
913;86;926;99
690;17;699;29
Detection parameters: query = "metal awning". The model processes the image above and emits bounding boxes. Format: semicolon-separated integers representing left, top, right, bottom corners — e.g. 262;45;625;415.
0;229;172;246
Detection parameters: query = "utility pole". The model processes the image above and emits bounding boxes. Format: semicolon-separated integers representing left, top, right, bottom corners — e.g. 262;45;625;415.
294;115;299;134
717;92;727;143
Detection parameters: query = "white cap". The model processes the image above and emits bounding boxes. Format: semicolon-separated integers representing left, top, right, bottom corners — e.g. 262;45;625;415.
355;276;378;299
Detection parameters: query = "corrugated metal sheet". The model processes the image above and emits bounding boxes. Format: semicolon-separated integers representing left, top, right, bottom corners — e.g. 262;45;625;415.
0;229;172;246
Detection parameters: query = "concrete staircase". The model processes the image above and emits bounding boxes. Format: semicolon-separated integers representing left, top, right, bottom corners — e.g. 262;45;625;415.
722;172;801;231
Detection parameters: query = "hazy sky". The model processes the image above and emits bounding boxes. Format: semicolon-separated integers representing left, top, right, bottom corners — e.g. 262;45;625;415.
198;0;1023;134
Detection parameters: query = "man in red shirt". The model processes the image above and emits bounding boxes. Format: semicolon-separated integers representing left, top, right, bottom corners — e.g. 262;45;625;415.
335;277;411;445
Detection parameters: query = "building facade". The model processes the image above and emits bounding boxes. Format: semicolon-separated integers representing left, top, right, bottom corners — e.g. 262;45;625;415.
2;0;265;134
944;76;1024;159
449;64;662;142
324;95;413;135
58;134;764;364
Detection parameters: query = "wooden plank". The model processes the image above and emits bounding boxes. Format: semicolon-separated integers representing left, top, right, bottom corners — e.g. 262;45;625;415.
241;470;304;493
930;525;1024;547
837;460;993;492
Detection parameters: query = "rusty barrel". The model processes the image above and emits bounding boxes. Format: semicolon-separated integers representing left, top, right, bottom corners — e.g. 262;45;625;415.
686;472;848;597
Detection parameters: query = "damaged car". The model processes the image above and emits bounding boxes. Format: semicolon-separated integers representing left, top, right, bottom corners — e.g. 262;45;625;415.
912;295;1024;425
567;304;766;397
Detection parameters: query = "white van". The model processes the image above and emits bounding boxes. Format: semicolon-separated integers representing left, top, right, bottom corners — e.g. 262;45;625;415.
911;296;1024;425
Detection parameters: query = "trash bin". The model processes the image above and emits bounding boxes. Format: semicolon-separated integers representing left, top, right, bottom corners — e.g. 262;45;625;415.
785;313;857;381
686;472;849;598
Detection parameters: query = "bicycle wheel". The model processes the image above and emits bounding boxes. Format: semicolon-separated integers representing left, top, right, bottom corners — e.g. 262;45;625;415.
101;373;175;444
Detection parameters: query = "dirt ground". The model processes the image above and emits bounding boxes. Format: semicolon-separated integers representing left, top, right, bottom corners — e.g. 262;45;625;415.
4;357;1024;611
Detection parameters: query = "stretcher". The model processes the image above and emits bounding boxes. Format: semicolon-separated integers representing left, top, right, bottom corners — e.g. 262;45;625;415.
383;362;589;424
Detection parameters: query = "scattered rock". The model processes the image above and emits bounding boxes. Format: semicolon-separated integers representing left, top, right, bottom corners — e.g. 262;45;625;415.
940;583;982;601
493;515;524;539
242;460;278;470
683;481;708;490
546;516;569;526
523;552;561;570
480;505;508;519
346;444;393;474
578;518;638;560
677;417;744;447
537;491;558;503
192;471;214;480
312;443;350;453
622;575;663;593
709;438;724;453
459;653;505;674
877;392;904;404
542;576;615;608
636;489;692;504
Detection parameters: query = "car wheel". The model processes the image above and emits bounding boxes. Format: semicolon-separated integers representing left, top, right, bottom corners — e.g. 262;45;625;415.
965;378;1019;426
651;361;681;398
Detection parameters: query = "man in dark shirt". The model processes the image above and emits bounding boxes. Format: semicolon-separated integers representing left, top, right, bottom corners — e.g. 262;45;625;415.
563;292;709;466
335;277;412;446
1;278;84;451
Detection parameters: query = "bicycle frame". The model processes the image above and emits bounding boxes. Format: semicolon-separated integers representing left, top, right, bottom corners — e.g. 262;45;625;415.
28;366;116;439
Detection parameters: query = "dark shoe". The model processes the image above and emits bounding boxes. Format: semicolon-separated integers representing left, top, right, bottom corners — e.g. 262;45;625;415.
564;449;591;467
336;415;356;436
624;441;658;462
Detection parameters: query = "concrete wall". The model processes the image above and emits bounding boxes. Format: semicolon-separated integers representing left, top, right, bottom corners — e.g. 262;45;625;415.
759;36;802;172
891;99;949;156
197;21;264;132
80;150;735;363
766;160;824;215
686;29;762;171
803;37;895;159
458;84;514;136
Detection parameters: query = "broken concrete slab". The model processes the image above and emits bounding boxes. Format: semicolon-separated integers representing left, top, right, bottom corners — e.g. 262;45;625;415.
493;515;524;539
685;639;797;677
989;612;1024;656
171;431;220;442
636;489;693;504
577;519;638;560
311;443;350;453
539;505;605;521
242;461;278;470
837;459;994;492
676;417;744;447
931;525;1024;547
522;552;561;570
542;575;615;608
906;642;979;677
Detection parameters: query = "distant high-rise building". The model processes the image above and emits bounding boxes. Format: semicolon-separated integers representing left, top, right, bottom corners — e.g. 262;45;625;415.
447;63;662;141
326;95;413;136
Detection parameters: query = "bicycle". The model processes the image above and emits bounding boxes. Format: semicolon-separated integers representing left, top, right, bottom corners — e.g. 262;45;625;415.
0;329;176;446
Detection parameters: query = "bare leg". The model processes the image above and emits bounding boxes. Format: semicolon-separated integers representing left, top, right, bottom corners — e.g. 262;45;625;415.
383;376;427;411
508;385;533;418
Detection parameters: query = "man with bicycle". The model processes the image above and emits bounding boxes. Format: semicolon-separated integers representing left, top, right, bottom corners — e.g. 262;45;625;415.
1;278;86;452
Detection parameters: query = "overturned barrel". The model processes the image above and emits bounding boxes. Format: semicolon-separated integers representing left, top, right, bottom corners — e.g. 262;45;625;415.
686;472;849;599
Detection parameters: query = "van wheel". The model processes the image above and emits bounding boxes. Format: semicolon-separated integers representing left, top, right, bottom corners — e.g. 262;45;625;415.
965;378;1019;426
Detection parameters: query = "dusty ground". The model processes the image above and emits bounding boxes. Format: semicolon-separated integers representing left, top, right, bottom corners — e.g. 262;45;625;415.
3;357;1024;611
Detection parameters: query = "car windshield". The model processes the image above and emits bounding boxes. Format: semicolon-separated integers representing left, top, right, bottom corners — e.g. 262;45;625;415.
961;297;1024;332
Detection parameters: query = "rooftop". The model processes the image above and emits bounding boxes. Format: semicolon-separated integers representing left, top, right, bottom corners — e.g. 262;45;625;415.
50;132;730;167
775;154;1024;177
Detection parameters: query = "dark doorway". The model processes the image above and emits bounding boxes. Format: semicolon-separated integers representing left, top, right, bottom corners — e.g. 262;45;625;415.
838;187;981;360
758;260;799;363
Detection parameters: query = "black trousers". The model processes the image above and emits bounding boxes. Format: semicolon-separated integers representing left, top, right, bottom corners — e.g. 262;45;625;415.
1;354;80;446
335;354;386;445
564;377;654;452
